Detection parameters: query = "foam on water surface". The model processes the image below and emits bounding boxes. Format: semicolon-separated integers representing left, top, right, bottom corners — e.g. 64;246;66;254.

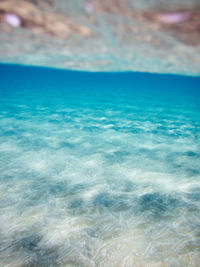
0;64;200;266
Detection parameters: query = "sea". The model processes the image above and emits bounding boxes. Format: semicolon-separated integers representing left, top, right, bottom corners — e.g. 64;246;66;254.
0;64;200;266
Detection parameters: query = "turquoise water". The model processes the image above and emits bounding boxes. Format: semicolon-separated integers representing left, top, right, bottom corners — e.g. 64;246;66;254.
0;64;200;266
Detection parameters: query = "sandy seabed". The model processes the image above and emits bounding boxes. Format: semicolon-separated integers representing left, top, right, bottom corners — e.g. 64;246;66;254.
0;65;200;266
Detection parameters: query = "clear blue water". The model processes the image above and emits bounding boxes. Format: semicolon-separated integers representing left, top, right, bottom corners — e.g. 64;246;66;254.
0;64;200;266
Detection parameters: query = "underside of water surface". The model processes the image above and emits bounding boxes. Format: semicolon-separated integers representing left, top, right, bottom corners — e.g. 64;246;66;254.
0;64;200;266
1;0;200;76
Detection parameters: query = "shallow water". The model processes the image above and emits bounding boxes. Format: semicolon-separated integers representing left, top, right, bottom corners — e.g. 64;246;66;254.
0;64;200;266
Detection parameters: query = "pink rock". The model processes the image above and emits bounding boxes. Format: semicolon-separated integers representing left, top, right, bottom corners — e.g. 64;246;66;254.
4;13;21;27
156;12;190;24
85;2;95;14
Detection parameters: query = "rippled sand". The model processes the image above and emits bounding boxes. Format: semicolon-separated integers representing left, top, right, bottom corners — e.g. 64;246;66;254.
0;65;200;266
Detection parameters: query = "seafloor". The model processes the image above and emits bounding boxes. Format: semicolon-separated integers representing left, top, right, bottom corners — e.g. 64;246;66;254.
0;64;200;266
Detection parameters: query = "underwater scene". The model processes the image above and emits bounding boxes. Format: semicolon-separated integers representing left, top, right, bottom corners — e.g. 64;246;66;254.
0;64;200;266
